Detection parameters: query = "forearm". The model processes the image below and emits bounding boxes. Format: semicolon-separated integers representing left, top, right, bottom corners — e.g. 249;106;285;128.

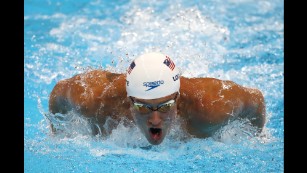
49;81;73;114
249;94;266;130
240;88;266;131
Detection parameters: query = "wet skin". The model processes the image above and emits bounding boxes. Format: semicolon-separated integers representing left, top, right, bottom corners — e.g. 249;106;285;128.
130;92;178;145
49;70;266;144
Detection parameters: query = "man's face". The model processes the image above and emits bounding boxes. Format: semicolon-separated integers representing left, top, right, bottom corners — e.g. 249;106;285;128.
129;92;178;145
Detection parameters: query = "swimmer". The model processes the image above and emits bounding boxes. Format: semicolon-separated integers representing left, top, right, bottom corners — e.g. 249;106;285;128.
49;52;266;145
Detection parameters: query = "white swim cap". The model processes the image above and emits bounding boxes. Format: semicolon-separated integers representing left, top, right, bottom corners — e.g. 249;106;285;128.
126;52;180;99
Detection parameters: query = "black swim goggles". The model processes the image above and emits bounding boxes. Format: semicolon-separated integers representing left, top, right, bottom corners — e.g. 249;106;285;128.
130;93;178;114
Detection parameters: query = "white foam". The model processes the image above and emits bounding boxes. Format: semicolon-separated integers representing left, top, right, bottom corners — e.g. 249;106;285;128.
25;0;283;160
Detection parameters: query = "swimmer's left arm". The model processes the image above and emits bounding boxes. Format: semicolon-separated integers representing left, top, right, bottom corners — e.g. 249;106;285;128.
178;77;266;135
240;87;266;131
213;80;266;131
216;80;266;131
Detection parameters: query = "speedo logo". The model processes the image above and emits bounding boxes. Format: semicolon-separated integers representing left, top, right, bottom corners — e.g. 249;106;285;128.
143;80;164;91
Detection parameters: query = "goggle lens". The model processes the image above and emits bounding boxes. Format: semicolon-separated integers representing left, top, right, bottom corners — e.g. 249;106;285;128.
131;96;177;114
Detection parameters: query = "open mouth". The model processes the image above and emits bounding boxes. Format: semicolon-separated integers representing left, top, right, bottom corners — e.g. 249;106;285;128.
149;128;162;141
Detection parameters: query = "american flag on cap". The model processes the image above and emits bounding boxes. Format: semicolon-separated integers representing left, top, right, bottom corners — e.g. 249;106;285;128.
127;61;136;74
163;56;175;71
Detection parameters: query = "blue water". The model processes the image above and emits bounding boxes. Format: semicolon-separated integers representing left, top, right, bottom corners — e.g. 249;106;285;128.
24;0;284;172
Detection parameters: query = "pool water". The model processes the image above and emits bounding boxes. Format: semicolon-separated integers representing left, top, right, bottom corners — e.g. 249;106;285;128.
24;0;284;172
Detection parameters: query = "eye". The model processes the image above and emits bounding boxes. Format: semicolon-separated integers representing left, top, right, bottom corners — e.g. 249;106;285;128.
133;103;151;114
134;102;143;107
133;103;144;110
157;100;175;112
160;100;175;106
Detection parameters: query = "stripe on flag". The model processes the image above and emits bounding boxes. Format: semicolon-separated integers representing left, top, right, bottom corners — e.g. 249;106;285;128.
127;61;136;74
163;56;175;70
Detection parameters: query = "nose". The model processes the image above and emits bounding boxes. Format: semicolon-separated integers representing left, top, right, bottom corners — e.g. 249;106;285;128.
148;111;162;127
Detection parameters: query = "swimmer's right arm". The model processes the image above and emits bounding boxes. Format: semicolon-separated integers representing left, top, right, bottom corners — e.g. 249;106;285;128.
49;70;107;117
48;70;115;133
49;70;132;122
49;79;73;114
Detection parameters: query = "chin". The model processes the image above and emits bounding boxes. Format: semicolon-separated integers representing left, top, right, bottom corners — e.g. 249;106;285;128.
147;137;164;145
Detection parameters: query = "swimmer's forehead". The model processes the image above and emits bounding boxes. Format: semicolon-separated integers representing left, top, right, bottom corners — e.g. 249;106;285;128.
132;92;178;104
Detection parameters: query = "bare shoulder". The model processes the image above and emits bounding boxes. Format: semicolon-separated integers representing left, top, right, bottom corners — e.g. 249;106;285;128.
180;77;264;103
49;70;128;117
178;76;265;133
49;70;110;103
